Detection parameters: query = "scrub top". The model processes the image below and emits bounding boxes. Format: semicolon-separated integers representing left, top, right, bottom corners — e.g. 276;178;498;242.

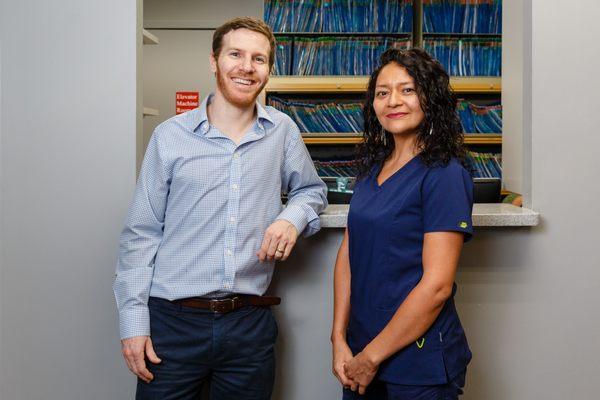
347;155;474;385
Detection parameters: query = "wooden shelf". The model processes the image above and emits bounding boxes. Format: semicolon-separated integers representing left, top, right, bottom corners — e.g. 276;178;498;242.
143;107;159;117
143;29;159;45
302;133;362;137
266;76;368;93
266;76;501;93
423;32;502;38
450;77;501;93
302;133;501;145
464;134;502;144
303;136;362;145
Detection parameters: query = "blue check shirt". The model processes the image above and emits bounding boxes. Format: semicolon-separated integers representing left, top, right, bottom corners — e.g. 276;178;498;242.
114;95;328;339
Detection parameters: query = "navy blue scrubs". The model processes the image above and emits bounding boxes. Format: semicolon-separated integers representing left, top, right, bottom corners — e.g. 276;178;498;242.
347;156;474;388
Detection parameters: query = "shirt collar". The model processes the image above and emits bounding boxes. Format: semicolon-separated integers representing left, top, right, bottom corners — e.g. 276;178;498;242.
191;94;274;135
255;100;274;130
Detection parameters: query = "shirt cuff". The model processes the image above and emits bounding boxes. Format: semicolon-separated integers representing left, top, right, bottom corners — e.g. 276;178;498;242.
277;203;322;237
424;224;473;243
276;204;309;236
119;305;151;340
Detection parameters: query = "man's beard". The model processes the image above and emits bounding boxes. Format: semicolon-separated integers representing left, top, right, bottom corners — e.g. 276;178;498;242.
215;66;266;108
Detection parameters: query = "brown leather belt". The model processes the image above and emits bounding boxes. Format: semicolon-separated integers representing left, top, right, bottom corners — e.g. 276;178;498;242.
173;295;281;314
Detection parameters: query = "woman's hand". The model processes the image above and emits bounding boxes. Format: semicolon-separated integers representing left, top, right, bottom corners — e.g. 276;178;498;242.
343;351;379;395
332;338;355;387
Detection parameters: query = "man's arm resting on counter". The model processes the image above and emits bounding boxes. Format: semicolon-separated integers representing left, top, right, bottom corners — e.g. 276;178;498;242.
258;125;328;262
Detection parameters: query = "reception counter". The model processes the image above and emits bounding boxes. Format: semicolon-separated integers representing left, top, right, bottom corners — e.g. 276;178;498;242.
319;203;540;228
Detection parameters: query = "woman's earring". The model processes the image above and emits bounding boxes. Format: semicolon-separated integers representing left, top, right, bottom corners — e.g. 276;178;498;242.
381;127;387;146
429;125;434;136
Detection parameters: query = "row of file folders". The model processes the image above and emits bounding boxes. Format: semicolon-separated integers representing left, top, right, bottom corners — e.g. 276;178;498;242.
274;37;501;76
424;38;501;76
268;97;502;133
264;0;501;34
264;0;413;33
315;151;501;179
423;0;502;33
275;37;411;75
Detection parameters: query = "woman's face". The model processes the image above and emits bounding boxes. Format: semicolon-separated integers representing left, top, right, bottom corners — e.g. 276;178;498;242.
372;62;425;137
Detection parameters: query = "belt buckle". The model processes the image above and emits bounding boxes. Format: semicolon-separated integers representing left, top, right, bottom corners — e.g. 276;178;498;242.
210;297;238;313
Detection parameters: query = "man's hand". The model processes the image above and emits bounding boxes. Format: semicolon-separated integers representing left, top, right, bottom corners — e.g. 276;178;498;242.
343;351;379;395
332;338;355;388
257;220;298;262
121;336;162;383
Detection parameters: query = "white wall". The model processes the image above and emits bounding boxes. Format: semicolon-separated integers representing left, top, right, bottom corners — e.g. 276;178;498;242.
144;0;264;29
502;0;524;194
528;1;600;390
458;1;600;398
0;13;4;384
142;29;217;154
0;0;137;398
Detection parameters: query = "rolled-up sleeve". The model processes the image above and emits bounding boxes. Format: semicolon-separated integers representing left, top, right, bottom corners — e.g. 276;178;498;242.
277;124;328;237
113;131;171;339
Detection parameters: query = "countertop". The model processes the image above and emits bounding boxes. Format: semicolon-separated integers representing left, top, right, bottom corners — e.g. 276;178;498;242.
319;203;540;228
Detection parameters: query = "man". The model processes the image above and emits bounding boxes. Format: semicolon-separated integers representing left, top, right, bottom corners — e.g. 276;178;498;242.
114;17;327;399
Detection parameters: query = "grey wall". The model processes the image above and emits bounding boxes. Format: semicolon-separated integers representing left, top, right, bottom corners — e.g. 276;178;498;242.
457;1;600;398
0;0;137;399
2;1;600;399
144;0;264;29
0;11;4;381
501;0;524;194
142;29;217;154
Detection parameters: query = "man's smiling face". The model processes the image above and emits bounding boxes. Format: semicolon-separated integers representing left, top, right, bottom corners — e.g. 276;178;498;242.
210;28;271;108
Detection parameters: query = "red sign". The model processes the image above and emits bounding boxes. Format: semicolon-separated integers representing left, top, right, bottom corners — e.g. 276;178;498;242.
176;92;199;114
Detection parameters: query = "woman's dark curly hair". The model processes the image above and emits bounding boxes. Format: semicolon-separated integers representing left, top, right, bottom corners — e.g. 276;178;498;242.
357;47;466;178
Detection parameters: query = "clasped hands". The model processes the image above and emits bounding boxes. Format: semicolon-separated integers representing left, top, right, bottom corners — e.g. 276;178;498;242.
332;340;379;395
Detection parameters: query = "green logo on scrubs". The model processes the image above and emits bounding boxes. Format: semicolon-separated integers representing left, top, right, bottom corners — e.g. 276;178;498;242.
459;222;468;229
416;338;425;349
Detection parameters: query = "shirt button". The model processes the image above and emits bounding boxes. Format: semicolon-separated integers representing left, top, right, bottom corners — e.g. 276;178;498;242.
233;153;240;159
231;184;239;190
229;217;236;223
226;249;233;256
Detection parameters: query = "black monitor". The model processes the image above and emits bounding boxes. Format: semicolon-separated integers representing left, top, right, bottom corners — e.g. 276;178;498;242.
296;177;501;204
473;178;501;203
322;177;355;204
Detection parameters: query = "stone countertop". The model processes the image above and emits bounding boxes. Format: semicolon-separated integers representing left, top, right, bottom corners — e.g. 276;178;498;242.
320;203;540;228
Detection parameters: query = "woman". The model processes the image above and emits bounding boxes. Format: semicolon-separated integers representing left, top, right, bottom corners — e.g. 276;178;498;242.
331;48;474;399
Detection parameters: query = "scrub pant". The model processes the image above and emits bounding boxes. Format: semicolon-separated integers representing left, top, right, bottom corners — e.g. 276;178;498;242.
342;369;466;400
136;296;278;400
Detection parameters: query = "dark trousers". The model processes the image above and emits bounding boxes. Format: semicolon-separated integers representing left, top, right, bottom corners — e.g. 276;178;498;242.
342;369;466;400
136;297;278;400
